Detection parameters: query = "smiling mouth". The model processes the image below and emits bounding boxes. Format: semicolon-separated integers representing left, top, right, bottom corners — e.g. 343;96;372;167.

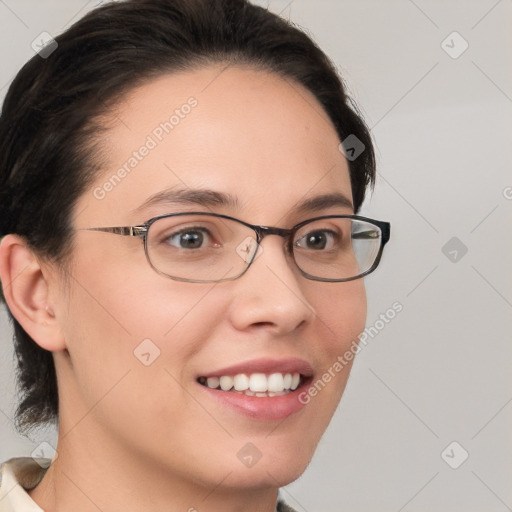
197;372;305;397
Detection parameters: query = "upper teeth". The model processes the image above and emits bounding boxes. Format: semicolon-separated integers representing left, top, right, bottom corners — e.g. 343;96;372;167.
202;372;301;393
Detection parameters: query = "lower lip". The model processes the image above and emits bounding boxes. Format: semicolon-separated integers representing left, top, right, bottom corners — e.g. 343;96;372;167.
198;380;311;421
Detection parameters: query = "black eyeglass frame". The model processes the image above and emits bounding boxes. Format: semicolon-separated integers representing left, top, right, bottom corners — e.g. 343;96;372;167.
80;212;391;283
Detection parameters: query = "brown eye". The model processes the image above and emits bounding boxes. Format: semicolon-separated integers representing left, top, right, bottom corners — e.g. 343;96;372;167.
295;230;339;251
165;228;211;249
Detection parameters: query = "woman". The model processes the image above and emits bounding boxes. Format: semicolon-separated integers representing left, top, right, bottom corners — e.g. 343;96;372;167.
0;0;390;510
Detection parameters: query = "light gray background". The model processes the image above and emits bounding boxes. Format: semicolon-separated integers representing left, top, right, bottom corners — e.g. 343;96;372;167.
1;1;511;511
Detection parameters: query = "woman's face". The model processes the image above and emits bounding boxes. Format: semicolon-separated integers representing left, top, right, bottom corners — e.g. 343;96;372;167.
55;65;366;490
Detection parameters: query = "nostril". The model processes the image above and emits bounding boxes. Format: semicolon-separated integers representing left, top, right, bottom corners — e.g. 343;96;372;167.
250;321;276;329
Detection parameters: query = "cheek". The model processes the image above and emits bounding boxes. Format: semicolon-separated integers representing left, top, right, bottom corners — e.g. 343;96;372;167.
66;234;226;340
305;279;366;407
58;261;235;461
311;279;367;353
60;247;230;410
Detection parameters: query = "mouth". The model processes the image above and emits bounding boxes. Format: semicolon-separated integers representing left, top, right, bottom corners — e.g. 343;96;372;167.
195;358;314;421
197;371;305;397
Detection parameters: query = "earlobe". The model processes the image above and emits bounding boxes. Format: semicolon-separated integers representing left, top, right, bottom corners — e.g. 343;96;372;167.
0;234;66;352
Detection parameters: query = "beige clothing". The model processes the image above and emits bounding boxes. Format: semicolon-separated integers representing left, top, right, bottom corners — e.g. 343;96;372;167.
0;458;45;512
0;457;296;512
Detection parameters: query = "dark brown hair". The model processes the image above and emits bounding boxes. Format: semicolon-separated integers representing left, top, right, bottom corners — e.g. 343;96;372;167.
0;0;375;434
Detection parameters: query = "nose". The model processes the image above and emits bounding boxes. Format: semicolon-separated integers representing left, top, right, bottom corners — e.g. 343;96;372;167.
227;236;316;335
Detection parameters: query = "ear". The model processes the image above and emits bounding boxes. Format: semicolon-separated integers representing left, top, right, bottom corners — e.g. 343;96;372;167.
0;234;66;352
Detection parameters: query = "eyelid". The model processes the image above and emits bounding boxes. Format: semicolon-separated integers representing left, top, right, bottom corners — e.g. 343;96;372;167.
293;215;352;230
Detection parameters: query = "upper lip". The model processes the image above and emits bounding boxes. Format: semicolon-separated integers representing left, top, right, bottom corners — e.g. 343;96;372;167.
198;357;314;378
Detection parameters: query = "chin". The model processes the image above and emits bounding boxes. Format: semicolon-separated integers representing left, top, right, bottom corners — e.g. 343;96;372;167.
216;435;318;490
220;457;310;491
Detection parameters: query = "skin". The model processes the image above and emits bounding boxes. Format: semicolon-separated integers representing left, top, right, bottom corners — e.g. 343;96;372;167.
0;65;366;512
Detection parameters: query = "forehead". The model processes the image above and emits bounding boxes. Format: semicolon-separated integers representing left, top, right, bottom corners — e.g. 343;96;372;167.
76;65;352;226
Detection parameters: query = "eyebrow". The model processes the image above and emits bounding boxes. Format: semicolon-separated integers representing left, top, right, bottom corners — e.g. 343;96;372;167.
293;192;354;214
132;187;241;215
132;187;354;217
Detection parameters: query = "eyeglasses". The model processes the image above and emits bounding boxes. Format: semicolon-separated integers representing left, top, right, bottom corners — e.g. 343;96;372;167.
80;212;390;283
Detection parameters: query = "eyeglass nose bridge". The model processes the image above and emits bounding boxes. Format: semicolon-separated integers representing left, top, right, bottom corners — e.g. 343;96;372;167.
252;224;294;241
246;225;296;266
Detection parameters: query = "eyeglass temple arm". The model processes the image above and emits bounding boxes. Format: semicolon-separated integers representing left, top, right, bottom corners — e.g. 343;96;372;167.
80;226;148;237
379;222;391;245
350;223;390;247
